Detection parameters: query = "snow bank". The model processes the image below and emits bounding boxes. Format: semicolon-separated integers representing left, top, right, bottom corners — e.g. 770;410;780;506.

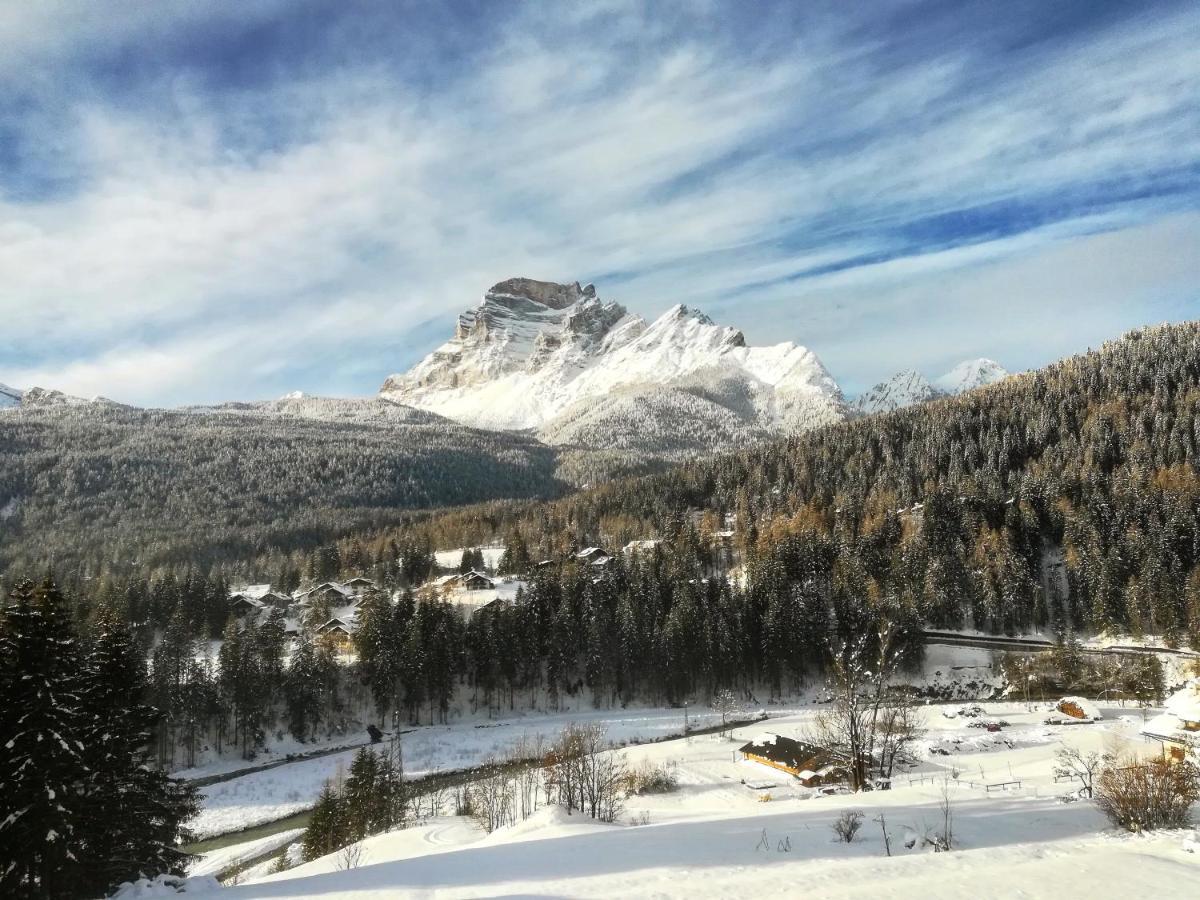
109;874;220;897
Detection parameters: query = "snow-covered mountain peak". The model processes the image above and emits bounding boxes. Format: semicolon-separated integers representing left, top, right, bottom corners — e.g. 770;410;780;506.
854;369;944;415
8;386;123;409
380;278;847;435
936;358;1010;394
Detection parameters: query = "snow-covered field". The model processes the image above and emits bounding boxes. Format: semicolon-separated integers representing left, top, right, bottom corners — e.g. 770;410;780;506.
433;546;507;571
172;699;1200;898
191;704;760;839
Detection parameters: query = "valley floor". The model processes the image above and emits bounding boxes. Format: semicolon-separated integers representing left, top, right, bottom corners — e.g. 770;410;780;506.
191;704;747;839
172;700;1200;898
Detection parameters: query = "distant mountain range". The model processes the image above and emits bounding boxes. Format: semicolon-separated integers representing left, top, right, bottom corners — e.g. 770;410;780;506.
1;277;1012;495
852;360;1010;415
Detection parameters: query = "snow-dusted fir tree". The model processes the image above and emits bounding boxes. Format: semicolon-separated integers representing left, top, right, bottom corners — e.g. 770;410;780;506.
0;579;88;897
77;611;199;896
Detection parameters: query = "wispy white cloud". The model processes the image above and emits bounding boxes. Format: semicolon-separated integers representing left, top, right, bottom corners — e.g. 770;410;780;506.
0;1;1197;404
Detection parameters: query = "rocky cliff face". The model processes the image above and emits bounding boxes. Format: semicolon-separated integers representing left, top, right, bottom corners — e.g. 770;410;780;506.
380;278;848;439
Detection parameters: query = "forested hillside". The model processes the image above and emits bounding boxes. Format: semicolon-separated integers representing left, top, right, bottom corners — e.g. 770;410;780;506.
0;397;564;574
332;322;1200;646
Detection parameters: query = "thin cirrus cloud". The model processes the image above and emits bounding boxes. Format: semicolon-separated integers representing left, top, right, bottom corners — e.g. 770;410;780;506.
0;0;1197;406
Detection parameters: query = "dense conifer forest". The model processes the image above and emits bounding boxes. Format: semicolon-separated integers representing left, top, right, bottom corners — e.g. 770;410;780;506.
0;397;564;574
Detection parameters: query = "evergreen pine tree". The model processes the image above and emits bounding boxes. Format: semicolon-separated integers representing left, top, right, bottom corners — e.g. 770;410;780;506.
301;781;345;862
0;579;89;898
77;612;199;896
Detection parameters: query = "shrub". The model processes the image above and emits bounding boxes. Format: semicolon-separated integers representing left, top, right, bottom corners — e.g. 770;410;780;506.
1095;758;1200;832
624;760;679;796
832;810;864;843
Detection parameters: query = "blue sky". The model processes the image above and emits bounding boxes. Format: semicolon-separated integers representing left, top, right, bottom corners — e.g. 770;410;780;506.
1;0;1198;405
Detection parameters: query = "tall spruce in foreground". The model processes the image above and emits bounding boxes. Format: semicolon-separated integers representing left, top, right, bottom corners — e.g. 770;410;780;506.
0;579;89;898
77;611;199;896
0;582;199;898
302;781;346;862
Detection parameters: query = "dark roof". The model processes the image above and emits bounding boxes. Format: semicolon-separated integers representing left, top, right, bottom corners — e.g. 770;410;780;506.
738;734;837;771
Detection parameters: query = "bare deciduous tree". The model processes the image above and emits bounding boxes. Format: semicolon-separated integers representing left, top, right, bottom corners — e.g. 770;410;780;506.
710;689;744;739
809;620;922;790
1053;745;1112;799
546;723;627;822
336;841;363;871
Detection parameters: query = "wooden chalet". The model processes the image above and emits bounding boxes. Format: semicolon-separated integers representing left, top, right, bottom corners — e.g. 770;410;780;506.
229;595;265;618
300;582;354;605
461;570;495;591
738;734;847;787
316;617;355;651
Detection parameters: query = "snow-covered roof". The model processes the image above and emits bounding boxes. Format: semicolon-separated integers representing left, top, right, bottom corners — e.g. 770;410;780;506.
622;539;661;554
1165;682;1200;723
317;617;355;635
1142;713;1196;743
231;584;273;601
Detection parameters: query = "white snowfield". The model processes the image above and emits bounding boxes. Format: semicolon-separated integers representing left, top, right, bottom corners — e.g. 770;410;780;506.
187;700;1200;898
432;547;507;571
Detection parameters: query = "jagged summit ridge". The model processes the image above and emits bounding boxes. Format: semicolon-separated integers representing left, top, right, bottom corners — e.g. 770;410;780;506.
936;358;1009;394
854;370;943;415
854;359;1012;416
380;278;848;436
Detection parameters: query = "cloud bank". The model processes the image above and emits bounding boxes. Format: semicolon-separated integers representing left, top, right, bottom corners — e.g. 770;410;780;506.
0;0;1197;404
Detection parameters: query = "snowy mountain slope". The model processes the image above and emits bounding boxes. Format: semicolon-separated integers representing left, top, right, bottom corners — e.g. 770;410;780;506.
539;383;773;455
0;382;21;409
853;370;945;415
380;278;849;441
191;394;449;427
935;358;1010;394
